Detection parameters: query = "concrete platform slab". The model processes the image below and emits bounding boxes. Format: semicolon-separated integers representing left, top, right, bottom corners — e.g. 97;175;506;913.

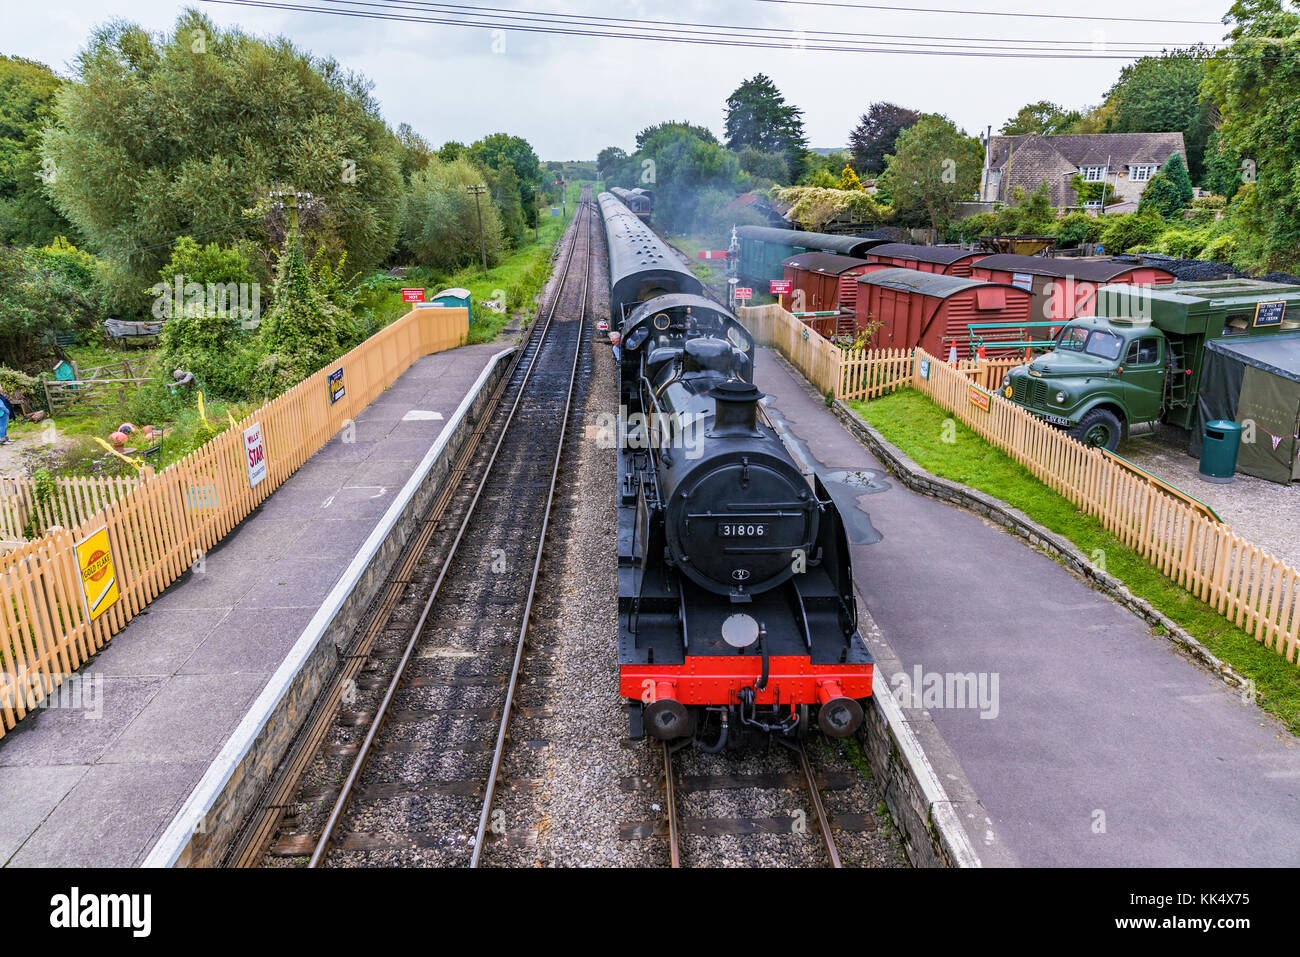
0;341;511;867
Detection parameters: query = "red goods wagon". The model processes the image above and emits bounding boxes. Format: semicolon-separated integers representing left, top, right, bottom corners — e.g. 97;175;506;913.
969;254;1175;323
855;268;1034;359
781;252;879;321
864;243;990;278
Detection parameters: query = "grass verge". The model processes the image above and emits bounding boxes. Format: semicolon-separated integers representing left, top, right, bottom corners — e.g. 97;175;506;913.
851;388;1300;737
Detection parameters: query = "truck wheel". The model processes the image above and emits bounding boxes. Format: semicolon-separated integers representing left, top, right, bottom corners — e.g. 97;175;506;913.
1070;409;1123;451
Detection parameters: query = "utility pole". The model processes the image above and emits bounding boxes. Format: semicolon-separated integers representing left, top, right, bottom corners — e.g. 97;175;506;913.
466;184;489;277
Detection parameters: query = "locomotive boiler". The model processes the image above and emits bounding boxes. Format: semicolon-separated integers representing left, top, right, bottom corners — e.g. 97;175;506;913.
600;193;874;749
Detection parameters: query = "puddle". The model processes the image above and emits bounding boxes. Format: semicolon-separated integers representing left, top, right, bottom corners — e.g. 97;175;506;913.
822;468;889;494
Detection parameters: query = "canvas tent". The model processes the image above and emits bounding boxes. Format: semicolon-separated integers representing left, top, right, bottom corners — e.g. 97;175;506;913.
1194;334;1300;483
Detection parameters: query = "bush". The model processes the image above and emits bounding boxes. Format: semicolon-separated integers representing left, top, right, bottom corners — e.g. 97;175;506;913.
953;212;997;244
1098;210;1165;253
1053;211;1101;247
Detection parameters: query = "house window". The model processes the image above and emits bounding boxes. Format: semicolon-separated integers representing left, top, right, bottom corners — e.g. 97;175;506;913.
1080;166;1106;182
1130;165;1158;182
988;169;1001;188
1084;200;1103;210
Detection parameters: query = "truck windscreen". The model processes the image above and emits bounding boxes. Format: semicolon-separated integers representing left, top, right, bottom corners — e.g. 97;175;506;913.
1057;326;1124;361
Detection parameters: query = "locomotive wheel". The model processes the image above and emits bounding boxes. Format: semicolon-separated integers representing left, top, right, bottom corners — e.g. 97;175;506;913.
644;698;693;740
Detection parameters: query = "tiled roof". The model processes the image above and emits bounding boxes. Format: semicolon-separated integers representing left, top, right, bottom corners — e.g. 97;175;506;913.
986;132;1186;207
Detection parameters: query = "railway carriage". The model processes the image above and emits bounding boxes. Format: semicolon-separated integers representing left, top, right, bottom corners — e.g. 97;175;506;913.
610;186;653;223
599;192;873;749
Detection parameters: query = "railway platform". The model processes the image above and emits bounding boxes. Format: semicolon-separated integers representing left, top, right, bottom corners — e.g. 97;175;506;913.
757;347;1300;866
0;341;512;867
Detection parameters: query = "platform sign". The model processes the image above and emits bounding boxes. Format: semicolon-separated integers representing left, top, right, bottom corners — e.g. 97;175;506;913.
1254;300;1286;327
735;287;753;301
770;279;792;295
75;526;118;621
401;288;425;304
328;367;346;405
244;421;267;489
968;383;991;413
919;358;931;380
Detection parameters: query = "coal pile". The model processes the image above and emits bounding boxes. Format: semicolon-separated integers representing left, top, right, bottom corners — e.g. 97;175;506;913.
1131;253;1245;281
1257;272;1300;285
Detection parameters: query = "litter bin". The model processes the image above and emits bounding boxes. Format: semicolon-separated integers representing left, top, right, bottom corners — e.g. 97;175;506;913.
1199;419;1242;483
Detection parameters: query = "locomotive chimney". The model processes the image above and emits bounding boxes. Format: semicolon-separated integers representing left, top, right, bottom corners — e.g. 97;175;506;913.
709;379;764;436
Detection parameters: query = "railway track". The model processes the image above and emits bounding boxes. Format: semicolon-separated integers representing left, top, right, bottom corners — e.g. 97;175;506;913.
651;739;851;868
229;191;595;868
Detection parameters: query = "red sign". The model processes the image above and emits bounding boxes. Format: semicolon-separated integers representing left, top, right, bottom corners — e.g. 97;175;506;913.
968;384;991;413
401;288;425;303
735;287;753;300
770;279;792;295
697;250;734;260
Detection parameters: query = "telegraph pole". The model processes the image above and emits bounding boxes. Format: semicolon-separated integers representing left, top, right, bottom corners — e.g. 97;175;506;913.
467;183;489;277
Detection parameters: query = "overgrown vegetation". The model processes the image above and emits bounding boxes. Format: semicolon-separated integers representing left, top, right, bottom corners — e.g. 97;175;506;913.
852;389;1300;737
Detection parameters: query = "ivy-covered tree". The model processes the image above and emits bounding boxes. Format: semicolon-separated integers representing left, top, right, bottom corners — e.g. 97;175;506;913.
1138;153;1195;218
256;226;349;395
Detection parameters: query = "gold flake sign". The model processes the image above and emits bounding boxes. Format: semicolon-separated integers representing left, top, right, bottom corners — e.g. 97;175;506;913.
75;526;119;621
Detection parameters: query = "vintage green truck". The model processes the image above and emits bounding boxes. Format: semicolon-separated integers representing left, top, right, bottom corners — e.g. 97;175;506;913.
1001;279;1300;450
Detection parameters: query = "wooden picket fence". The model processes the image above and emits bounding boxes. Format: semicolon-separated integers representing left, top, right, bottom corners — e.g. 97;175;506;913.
0;307;469;738
738;303;1010;402
0;474;143;552
913;348;1300;666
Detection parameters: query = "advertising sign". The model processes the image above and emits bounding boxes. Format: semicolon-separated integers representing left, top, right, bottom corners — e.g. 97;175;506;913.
328;367;346;405
244;421;267;489
968;384;991;412
75;526;118;621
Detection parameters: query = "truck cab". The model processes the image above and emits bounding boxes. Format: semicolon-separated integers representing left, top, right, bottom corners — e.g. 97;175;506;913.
1003;279;1300;452
1002;316;1164;450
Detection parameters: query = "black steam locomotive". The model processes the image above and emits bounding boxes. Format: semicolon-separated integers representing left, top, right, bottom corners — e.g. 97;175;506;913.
601;191;873;749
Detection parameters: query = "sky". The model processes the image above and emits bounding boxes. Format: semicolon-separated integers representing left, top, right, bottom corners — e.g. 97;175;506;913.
3;0;1232;160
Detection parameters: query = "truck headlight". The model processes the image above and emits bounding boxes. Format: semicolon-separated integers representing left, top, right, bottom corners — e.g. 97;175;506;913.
1055;391;1067;404
1002;373;1011;388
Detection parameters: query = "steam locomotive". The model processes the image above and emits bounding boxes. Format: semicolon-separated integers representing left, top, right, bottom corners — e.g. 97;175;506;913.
601;191;873;749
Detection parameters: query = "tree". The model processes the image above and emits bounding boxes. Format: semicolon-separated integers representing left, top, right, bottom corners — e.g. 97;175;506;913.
839;165;864;191
1104;48;1216;180
878;114;983;232
626;123;744;232
41;10;403;307
0;55;78;246
737;146;789;184
848;103;921;175
1201;127;1245;199
0;245;99;368
1203;0;1300;271
1138;152;1195;218
723;74;808;182
1000;101;1082;136
469;133;542;229
596;146;627;178
399;157;505;272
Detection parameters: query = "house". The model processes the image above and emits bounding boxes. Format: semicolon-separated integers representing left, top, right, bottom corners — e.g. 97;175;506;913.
979;132;1188;213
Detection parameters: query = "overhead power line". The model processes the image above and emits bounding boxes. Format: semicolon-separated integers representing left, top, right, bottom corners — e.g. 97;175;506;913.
750;0;1224;26
304;0;1220;49
200;0;1227;59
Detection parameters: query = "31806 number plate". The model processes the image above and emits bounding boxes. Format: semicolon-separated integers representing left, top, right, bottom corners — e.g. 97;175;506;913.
717;523;768;538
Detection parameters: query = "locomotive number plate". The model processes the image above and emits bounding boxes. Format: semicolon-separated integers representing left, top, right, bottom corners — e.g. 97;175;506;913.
717;522;768;538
